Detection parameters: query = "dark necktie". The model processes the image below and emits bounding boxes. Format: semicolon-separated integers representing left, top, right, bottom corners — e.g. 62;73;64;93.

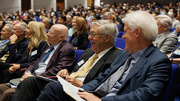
33;47;54;74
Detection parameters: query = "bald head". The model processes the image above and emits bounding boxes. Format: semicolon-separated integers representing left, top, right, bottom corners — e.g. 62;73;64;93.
47;24;69;46
52;24;69;41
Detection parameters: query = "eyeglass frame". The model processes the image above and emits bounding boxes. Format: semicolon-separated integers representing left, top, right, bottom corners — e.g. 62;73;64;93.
88;32;107;38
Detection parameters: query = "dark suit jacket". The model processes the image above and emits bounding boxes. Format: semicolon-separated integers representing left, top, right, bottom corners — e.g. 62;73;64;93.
82;45;171;101
19;40;49;68
27;40;76;77
70;32;89;50
0;38;29;63
72;47;121;84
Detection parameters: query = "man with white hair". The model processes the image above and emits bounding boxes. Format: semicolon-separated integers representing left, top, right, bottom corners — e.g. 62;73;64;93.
35;11;171;101
153;15;178;55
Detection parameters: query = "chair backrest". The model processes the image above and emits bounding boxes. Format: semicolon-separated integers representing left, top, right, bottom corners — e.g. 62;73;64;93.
161;64;178;101
117;25;121;30
68;36;72;42
118;31;125;38
115;38;125;49
171;28;177;32
87;40;91;48
74;50;84;67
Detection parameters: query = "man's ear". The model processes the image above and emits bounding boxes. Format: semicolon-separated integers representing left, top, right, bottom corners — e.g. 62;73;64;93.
135;28;142;38
105;34;111;42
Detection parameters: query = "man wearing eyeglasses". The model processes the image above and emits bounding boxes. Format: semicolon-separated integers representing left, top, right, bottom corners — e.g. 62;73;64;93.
12;20;122;101
36;11;170;101
0;22;29;64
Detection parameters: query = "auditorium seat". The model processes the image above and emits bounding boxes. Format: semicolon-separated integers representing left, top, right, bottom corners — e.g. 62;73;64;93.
114;38;125;49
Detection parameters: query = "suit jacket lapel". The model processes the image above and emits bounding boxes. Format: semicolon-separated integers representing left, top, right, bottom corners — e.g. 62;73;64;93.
73;49;94;72
119;45;155;91
84;47;117;83
46;41;66;69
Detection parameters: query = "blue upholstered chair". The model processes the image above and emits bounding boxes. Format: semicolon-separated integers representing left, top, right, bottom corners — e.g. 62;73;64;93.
68;36;72;42
118;31;125;38
171;28;177;32
115;38;125;49
161;64;179;101
74;49;84;67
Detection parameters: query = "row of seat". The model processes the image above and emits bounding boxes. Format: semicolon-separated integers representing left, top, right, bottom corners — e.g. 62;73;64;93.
68;36;126;49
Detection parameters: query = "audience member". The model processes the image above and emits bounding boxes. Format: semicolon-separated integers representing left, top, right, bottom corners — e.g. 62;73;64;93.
0;20;6;33
0;24;76;101
36;10;171;101
168;8;180;28
0;22;29;63
0;21;49;100
42;17;52;33
153;15;178;54
12;20;122;101
70;16;89;50
0;24;13;62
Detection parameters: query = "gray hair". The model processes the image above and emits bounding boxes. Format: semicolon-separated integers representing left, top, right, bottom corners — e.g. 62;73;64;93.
122;11;158;41
44;17;52;25
155;15;172;31
103;12;112;19
91;20;118;45
17;22;27;31
4;24;14;34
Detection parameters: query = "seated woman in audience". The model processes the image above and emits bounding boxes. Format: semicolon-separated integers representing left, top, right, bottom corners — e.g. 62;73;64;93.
70;16;89;50
0;21;49;84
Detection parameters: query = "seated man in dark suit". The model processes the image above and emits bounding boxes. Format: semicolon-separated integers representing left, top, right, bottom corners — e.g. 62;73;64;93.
12;20;122;101
0;22;29;63
0;24;76;101
35;11;171;101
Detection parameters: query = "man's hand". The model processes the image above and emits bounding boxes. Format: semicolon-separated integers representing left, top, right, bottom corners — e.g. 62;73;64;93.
8;66;17;74
20;72;33;81
57;69;69;79
77;92;101;101
65;76;83;87
10;34;18;44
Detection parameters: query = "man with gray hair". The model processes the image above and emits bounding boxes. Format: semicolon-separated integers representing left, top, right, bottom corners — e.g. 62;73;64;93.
0;24;14;62
42;17;53;33
0;22;29;63
12;20;121;101
36;11;171;101
153;15;178;55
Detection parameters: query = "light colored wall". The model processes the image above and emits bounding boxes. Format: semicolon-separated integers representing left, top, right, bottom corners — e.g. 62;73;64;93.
65;0;87;9
0;0;21;13
33;0;56;11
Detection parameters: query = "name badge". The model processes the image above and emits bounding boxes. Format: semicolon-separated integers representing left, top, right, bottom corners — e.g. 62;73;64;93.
31;50;37;56
78;60;85;66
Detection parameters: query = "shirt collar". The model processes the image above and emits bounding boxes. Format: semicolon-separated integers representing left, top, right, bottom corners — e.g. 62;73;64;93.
131;47;147;62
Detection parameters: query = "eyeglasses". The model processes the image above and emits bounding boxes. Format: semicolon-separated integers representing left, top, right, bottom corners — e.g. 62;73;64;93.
88;33;106;38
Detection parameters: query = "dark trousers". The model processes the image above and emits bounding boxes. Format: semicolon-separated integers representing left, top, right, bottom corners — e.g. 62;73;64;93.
37;82;75;101
12;76;50;101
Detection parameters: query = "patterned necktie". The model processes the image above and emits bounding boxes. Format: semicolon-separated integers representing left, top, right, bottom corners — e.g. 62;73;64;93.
95;55;133;97
70;54;98;78
33;47;54;74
